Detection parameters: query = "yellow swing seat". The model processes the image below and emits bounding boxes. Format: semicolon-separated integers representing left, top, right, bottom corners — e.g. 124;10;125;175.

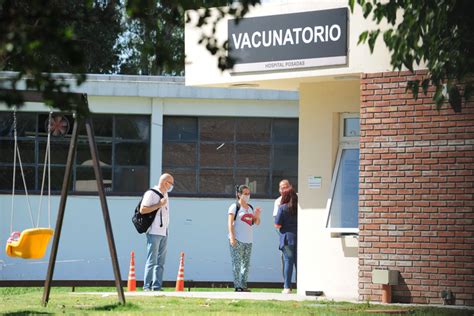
5;228;54;259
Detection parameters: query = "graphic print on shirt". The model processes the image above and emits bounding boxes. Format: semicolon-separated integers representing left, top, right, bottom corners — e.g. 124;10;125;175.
241;213;254;226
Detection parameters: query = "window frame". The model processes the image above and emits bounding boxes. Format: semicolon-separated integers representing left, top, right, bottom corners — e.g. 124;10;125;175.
325;113;360;236
339;112;360;142
162;116;298;199
0;112;150;196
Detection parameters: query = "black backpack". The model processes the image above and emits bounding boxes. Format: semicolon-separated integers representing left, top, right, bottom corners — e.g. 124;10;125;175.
132;189;164;234
234;203;254;221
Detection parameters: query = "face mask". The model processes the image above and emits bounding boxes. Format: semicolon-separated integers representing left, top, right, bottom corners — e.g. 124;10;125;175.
167;185;174;193
241;195;250;203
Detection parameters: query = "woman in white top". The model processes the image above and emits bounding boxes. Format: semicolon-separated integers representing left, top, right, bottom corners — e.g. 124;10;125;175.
228;185;261;292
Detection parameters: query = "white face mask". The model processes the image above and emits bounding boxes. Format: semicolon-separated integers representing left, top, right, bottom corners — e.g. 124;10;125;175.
241;195;250;204
167;185;174;193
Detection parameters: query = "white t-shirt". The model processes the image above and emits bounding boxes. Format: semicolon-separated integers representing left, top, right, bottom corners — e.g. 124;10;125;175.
228;203;255;244
273;196;282;217
141;185;169;236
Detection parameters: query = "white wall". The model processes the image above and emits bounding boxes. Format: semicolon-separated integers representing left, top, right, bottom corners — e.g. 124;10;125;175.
0;195;280;283
297;80;360;300
0;78;298;284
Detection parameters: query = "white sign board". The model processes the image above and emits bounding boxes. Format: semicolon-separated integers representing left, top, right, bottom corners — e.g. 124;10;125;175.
308;176;322;189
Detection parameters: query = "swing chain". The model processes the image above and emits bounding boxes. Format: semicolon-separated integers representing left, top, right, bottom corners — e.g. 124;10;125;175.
12;107;17;138
37;111;53;228
10;109;52;231
10;107;17;233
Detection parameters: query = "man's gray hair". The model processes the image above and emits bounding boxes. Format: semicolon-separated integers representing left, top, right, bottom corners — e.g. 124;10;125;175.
159;173;173;185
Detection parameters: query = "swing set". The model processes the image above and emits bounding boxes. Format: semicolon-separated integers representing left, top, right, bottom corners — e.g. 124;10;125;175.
5;110;54;259
2;90;125;306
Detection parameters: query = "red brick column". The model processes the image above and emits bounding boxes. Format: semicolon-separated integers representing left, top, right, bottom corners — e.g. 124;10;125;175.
359;70;474;305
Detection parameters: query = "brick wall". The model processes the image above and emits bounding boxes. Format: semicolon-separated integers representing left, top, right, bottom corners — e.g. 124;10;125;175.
359;70;474;306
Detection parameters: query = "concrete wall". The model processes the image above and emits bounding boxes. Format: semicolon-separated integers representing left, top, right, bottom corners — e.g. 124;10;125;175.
297;80;360;300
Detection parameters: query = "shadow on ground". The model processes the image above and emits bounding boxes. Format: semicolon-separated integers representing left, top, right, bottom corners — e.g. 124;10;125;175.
3;311;52;316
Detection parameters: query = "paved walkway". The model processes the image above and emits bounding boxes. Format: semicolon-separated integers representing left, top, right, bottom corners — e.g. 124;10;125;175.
75;291;321;302
74;291;474;311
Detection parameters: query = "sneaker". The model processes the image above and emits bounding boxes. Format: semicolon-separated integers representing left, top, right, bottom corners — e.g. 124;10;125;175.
282;288;291;294
241;288;251;292
235;287;243;292
143;288;151;292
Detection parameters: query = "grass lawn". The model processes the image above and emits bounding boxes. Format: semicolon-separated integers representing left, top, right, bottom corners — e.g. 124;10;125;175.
0;287;471;315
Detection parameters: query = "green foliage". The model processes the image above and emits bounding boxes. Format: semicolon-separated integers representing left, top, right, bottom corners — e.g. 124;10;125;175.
4;0;471;115
121;0;260;74
349;0;474;112
0;0;123;117
120;1;184;75
0;0;260;114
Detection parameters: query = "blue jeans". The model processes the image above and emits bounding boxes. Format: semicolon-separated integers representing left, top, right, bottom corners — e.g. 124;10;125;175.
276;228;284;278
144;234;168;290
282;244;296;289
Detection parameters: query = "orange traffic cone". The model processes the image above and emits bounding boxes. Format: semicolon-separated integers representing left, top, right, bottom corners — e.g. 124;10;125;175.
127;251;136;292
175;252;185;291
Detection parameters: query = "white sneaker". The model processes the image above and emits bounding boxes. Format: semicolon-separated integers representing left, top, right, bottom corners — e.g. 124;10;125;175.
282;288;291;294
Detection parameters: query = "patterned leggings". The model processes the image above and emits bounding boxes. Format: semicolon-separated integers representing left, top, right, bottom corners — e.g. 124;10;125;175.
229;239;253;289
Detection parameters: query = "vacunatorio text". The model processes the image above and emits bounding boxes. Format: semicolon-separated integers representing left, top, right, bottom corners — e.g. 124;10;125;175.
231;24;342;50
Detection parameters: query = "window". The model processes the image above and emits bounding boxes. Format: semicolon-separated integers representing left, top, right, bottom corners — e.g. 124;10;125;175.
0;112;150;194
341;115;360;139
163;116;298;198
326;114;360;235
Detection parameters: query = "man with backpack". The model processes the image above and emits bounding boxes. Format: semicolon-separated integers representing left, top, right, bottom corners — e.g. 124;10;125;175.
140;173;174;291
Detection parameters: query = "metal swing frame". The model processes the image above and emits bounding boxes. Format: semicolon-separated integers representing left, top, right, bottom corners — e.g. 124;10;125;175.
4;90;125;306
